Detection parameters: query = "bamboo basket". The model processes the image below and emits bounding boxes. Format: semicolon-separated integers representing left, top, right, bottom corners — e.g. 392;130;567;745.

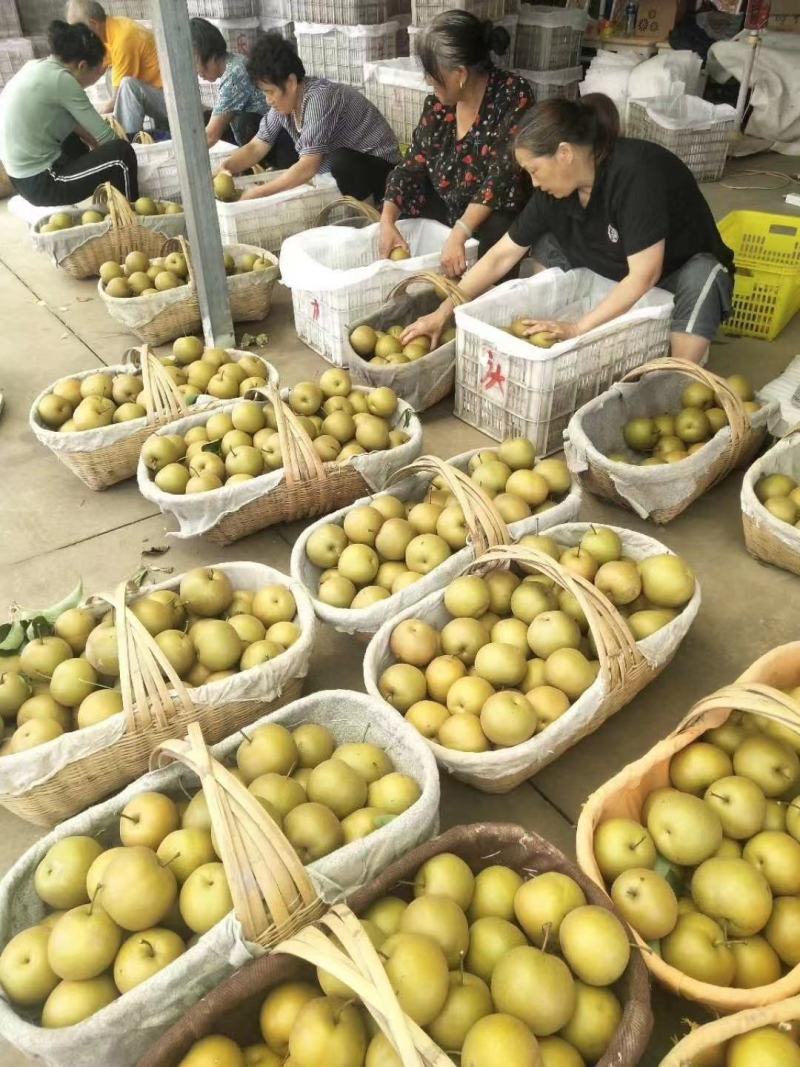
565;359;771;523
364;529;699;793
0;563;314;826
104;114;129;139
29;345;189;491
344;271;466;412
576;642;800;1012
315;194;381;228
31;182;185;280
742;427;800;576
661;996;800;1066
138;823;654;1067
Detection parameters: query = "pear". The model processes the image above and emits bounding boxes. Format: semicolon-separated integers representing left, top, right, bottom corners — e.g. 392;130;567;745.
98;846;177;931
288;996;367;1067
41;974;118;1027
47;904;122;981
461;1013;542;1067
0;925;59;1006
491;945;576;1035
382;932;449;1025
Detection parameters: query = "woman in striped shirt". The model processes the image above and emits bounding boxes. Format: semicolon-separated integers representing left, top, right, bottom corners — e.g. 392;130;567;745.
218;33;400;203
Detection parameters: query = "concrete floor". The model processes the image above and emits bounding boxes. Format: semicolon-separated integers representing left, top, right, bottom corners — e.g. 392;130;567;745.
1;155;799;1065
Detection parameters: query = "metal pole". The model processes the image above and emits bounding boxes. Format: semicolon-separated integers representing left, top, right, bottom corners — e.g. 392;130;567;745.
734;31;760;131
151;0;235;348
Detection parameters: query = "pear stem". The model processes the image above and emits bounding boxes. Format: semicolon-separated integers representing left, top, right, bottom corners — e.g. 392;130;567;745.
159;851;180;868
541;922;552;953
119;813;137;822
141;939;155;957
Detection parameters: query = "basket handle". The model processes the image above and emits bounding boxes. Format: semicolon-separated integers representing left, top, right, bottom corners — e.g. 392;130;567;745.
465;544;646;687
391;456;509;557
388;271;468;309
153;722;324;946
674;681;800;738
137;345;188;423
132;130;155;145
277;904;456;1067
264;380;330;491
94;181;136;230
103;115;129;141
315;196;381;226
621;358;751;455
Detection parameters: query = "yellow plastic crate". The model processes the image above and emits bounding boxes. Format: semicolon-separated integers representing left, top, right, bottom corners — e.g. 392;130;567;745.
719;210;800;341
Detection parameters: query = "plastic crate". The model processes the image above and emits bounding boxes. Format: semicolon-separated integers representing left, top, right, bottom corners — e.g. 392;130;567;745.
0;35;32;88
258;0;290;14
294;20;399;87
105;0;151;14
187;0;257;15
133;139;237;201
215;171;341;252
197;76;221;109
411;0;504;23
453;268;673;456
363;57;428;146
18;0;60;35
517;64;582;101
409;12;516;66
719;211;800;342
514;5;586;71
258;15;294;40
626;96;736;183
0;0;22;39
207;14;260;54
280;218;478;366
290;0;394;23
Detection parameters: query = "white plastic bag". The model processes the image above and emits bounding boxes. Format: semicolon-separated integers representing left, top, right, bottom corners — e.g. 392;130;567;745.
742;433;800;557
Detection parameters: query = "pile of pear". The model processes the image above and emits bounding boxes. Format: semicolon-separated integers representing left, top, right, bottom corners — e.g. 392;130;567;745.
38;197;181;233
754;471;800;530
348;322;456;366
304;439;571;611
175;852;632;1067
143;370;407;497
0;569;299;757
0;722;421;1029
681;1022;800;1067
610;375;758;466
378;527;695;753
506;319;558;348
593;694;800;990
100;245;270;299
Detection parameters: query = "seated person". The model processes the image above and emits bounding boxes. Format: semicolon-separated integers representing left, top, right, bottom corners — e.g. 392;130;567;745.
190;16;268;147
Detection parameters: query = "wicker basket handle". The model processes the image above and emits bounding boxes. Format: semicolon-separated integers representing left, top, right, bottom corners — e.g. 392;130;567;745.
388;270;468;309
94;181;136;230
153;722;324;946
132;130;155;145
277;905;456;1067
103;115;129;141
466;544;646;686
621;358;750;454
315;196;381;226
392;456;509;557
138;345;188;423
661;995;800;1067
674;681;800;738
263;380;329;492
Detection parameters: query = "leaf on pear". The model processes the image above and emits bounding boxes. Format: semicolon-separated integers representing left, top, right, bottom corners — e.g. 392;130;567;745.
0;621;25;654
17;579;84;626
654;853;687;896
26;615;54;641
202;439;224;456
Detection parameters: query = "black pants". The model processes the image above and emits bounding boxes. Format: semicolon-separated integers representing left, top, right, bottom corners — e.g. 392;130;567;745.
10;134;138;206
328;147;394;203
419;179;517;260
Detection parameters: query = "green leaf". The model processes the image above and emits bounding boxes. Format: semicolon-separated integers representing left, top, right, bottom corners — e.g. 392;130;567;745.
202;439;223;456
654;854;687;896
26;616;54;641
17;580;84;626
0;621;25;654
647;938;662;957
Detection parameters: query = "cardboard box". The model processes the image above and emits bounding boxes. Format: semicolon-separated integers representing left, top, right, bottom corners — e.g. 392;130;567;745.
609;0;678;41
769;0;800;33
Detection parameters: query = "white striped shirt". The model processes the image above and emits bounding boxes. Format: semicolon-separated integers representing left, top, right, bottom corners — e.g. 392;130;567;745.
256;77;399;172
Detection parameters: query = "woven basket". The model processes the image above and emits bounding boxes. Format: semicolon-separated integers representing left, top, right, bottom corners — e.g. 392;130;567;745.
364;530;698;793
31;182;185;280
576;642;800;1012
104;114;129;139
315;194;381;228
565;358;769;524
138;822;654;1067
660;996;800;1066
344;271;466;413
742;427;800;576
0;562;314;827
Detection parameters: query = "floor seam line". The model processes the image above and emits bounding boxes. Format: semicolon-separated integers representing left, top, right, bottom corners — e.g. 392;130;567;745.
8;512;163;568
528;782;577;827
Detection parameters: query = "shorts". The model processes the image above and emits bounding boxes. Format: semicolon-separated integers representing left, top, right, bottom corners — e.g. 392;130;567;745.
531;236;733;342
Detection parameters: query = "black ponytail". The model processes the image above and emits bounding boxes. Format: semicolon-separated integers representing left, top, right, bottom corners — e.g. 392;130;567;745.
418;10;510;83
514;93;620;163
47;18;106;67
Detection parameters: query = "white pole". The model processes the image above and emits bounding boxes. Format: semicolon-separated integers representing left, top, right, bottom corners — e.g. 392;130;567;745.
734;29;760;131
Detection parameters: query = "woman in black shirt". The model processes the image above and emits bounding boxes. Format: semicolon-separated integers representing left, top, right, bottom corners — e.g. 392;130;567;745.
404;94;734;364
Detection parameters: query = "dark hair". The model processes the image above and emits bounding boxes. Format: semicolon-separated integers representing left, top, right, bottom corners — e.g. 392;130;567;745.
514;94;620;163
190;17;227;64
48;18;105;67
418;11;510;83
246;32;304;88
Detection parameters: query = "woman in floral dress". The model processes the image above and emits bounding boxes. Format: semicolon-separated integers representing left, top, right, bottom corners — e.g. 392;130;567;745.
380;10;532;277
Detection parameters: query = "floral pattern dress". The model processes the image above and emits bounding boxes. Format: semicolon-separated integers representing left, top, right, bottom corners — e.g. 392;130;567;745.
384;67;532;224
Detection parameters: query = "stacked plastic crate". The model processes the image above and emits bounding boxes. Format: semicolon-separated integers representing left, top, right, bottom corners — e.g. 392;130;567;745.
513;5;586;103
408;3;517;71
291;0;399;89
187;0;260;56
0;1;48;91
257;0;294;45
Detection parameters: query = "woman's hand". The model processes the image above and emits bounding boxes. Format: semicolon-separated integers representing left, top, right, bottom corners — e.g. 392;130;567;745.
441;227;468;278
521;319;579;343
401;305;450;350
378;220;409;260
239;184;269;201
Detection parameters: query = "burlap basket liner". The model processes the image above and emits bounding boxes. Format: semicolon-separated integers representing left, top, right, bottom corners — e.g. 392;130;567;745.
564;358;774;523
136;383;423;545
30;182;186;280
290;448;583;639
364;524;700;793
97;238;280;346
660;995;800;1066
576;641;800;1011
0;561;316;827
137;822;653;1067
741;427;800;577
343;271;466;413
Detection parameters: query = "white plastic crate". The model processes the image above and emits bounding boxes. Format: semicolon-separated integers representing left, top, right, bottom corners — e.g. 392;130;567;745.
411;0;504;23
133;139;237;201
215;171;340;251
0;35;31;88
105;0;151;14
363;57;427;146
207;14;260;54
516;64;582;101
626;96;737;183
187;0;257;16
453;268;674;456
197;76;221;109
258;0;290;14
280;217;478;366
294;20;399;87
514;5;586;71
0;0;21;39
258;15;294;40
408;13;516;68
291;0;394;22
